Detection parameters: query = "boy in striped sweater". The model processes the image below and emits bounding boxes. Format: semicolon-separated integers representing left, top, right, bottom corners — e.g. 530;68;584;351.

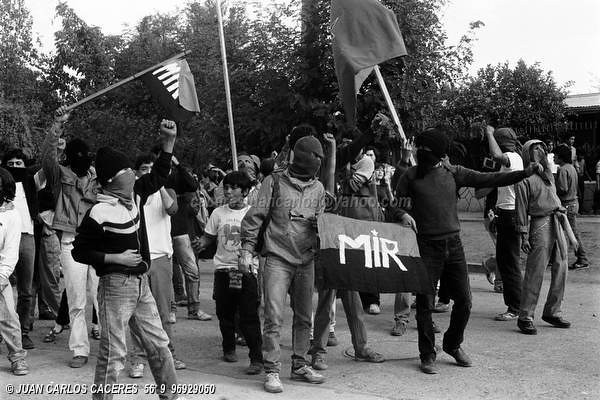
72;120;179;400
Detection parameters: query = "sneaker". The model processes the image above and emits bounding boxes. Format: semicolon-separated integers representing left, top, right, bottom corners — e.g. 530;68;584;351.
246;361;263;375
188;310;212;321
326;331;338;347
443;346;472;367
311;355;328;371
21;335;34;350
291;365;326;384
391;320;407;336
69;355;88;368
91;326;101;340
433;301;450;313
494;311;518;321
419;356;439;374
223;351;238;363
432;321;441;334
129;363;144;378
367;304;381;315
264;372;283;393
168;312;177;324
355;347;385;363
11;359;29;376
569;262;589;271
174;358;187;370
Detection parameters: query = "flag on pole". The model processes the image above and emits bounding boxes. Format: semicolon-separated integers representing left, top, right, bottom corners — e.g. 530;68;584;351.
331;0;407;126
317;214;432;294
140;58;200;122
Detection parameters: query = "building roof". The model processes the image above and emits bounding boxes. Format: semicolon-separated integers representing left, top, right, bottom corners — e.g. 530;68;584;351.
564;92;600;111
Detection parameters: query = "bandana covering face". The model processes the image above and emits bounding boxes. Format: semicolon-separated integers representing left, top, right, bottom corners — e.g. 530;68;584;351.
102;169;135;210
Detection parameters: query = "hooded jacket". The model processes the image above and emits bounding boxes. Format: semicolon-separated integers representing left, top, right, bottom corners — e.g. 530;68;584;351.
241;170;325;265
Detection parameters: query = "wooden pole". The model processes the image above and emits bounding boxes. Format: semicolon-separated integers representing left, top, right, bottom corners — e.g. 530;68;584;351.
64;50;191;111
216;0;238;171
373;65;406;141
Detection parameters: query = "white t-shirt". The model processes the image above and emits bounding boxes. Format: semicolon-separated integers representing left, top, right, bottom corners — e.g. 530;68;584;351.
205;204;257;271
14;183;34;235
546;153;558;174
496;152;524;210
143;190;173;260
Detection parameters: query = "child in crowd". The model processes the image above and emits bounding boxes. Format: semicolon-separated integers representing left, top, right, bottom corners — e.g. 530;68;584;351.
0;167;29;375
193;171;263;375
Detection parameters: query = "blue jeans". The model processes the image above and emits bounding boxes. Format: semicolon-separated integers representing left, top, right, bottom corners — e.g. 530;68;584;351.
0;282;27;363
95;273;177;400
262;256;314;374
416;235;472;361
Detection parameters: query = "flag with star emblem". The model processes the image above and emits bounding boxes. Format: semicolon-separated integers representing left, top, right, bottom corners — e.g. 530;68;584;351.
317;213;432;294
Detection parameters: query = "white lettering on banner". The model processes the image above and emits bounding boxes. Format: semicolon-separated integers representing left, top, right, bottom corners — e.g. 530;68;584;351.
338;231;407;271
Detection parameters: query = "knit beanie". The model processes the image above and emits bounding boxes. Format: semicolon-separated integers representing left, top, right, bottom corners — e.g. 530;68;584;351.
95;147;132;186
415;129;449;158
289;136;324;180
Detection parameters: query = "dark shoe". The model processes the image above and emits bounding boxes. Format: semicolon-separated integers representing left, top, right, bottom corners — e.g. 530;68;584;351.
493;280;503;293
223;351;238;363
43;325;66;343
569;262;589;271
542;315;571;328
311;355;328;370
355;347;385;363
290;365;326;384
11;359;29;376
236;333;247;347
326;331;338;347
21;335;35;350
517;319;537;335
39;312;57;320
419;356;439;374
432;321;441;334
69;356;88;368
246;361;263;375
443;347;472;367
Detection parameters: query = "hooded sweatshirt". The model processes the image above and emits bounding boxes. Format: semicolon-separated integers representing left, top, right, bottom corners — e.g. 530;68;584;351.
241;170;325;265
515;140;562;235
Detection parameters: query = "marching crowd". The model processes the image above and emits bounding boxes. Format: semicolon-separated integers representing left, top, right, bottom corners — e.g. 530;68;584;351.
0;107;595;398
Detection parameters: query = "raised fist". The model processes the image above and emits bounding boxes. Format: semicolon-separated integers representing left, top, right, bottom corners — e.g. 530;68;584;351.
159;119;177;138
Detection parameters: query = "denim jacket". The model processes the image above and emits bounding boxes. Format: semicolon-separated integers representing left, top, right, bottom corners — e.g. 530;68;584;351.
41;129;99;233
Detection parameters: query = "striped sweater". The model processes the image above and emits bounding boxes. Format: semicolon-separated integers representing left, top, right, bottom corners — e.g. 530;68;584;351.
72;151;172;276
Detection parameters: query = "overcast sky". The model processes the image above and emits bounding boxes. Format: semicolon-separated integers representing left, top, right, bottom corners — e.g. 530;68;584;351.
25;0;600;94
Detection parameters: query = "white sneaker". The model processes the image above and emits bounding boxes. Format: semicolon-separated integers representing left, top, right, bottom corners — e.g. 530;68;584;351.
129;363;144;378
368;304;381;315
264;372;283;393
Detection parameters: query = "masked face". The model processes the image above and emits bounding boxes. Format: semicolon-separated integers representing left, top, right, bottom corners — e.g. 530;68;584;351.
69;153;93;177
104;168;135;201
6;158;25;168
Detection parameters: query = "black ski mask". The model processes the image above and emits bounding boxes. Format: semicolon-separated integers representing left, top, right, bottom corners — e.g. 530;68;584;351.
65;138;92;177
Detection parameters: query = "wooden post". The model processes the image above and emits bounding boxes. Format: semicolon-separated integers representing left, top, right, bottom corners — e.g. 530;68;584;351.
216;0;238;171
373;65;406;141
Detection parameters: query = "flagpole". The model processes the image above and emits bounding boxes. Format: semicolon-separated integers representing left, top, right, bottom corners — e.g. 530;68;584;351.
64;50;191;111
216;0;238;171
373;65;406;141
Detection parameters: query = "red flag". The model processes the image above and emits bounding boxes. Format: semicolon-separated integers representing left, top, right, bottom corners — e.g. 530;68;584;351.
140;58;200;122
331;0;407;126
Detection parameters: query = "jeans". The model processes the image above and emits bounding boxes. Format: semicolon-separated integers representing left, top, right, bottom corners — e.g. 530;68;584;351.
0;282;27;363
95;274;177;400
131;256;176;363
415;235;472;361
214;270;262;362
564;202;588;264
61;232;99;357
311;289;367;357
262;256;314;374
15;233;35;334
394;292;411;323
519;216;568;322
172;235;200;314
32;226;62;316
495;209;522;314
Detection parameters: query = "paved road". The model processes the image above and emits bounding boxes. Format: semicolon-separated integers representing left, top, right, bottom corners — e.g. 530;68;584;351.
2;218;599;400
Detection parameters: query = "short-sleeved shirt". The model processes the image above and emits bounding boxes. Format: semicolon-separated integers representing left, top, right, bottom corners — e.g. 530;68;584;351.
205;204;257;271
496;152;523;210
